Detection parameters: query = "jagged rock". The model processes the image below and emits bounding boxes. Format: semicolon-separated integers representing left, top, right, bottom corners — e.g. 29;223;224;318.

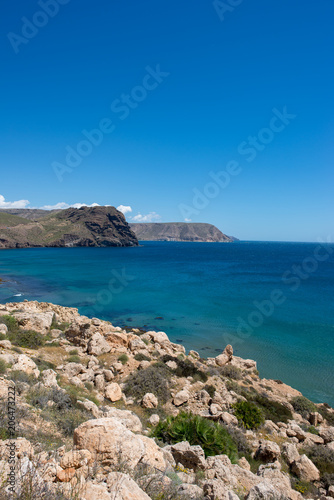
197;389;212;405
309;411;323;426
287;423;306;441
50;328;62;338
247;481;286;499
203;479;229;499
327;441;334;451
12;311;54;333
221;412;238;426
77;399;101;418
282;442;299;465
107;472;151;499
94;373;105;392
177;483;204;498
105;382;122;402
291;454;320;482
11;354;39;377
215;353;230;367
129;336;147;351
319;426;334;443
105;331;128;349
263;420;279;434
255;441;281;463
0;324;8;334
238;457;251;471
148;414;160;426
0;437;34;459
137;435;167;470
166;360;178;370
142;392;158;408
0;353;15;364
147;330;169;344
166;441;206;471
189;350;200;359
173;389;190;407
87;333;111;356
39;370;57;389
74;418;145;468
60;449;91;469
328;485;334;498
63;362;84;378
0;340;12;349
101;407;142;432
103;369;114;381
56;467;76;482
81;481;111;500
138;360;151;370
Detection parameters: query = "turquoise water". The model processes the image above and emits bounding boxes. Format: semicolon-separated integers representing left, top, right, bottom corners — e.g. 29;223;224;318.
0;241;333;406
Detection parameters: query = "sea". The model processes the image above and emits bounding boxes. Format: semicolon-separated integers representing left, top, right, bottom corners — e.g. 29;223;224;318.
0;241;333;406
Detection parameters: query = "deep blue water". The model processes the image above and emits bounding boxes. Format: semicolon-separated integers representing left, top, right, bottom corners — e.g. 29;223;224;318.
0;241;333;406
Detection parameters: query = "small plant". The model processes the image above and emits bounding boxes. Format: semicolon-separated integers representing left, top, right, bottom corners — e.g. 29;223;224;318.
54;407;91;436
66;355;81;363
151;411;238;461
0;359;8;374
50;318;70;332
7;370;36;385
291;396;316;417
124;363;171;403
305;444;334;477
32;356;56;372
161;354;208;382
203;384;216;398
233;401;264;429
134;353;151;362
220;365;242;380
69;349;78;356
0;314;19;333
9;329;46;349
307;425;319;435
118;354;129;365
11;346;23;353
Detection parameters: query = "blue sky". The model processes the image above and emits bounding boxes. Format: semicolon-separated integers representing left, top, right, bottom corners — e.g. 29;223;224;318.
0;0;333;241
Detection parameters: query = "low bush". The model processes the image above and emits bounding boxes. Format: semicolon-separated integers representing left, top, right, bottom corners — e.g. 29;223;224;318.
0;359;8;374
225;380;242;394
203;384;216;398
0;314;19;333
12;346;23;353
224;424;252;455
7;370;36;385
161;355;208;382
305;445;334;477
118;354;129;365
69;349;78;356
9;329;46;349
151;411;238;461
134;353;151;362
50;318;70;332
253;394;292;424
318;404;334;426
124;363;171;403
220;365;242;380
32;356;56;372
291;396;316;417
0;333;6;341
66;355;81;363
233;401;264;429
53;407;91;437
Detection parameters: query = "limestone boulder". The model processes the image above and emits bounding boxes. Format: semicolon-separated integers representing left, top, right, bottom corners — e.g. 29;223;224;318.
13;311;54;334
319;426;334;443
11;354;39;377
107;472;151;499
87;333;111;356
41;369;58;388
142;392;158;408
291;454;320;482
105;382;122;402
166;441;206;471
101;407;142;432
254;440;281;463
173;389;190;407
282;442;299;465
105;331;129;349
60;449;91;469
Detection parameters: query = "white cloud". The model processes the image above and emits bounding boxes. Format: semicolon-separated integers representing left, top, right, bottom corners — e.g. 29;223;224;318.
40;202;100;210
0;194;30;209
131;211;161;223
184;218;192;222
117;205;132;215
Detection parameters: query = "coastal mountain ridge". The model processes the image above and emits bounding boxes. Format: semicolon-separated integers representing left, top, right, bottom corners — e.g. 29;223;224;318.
0;209;236;244
0;206;138;249
130;222;234;242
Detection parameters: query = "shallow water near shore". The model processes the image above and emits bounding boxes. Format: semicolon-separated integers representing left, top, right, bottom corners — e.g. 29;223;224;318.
0;241;333;406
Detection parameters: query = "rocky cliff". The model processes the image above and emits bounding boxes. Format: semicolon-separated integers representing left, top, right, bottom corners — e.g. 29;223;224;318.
0;300;333;499
0;206;138;249
130;223;234;242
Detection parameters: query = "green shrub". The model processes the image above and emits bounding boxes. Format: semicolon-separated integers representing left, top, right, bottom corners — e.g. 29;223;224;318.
118;354;129;365
305;445;334;476
318;404;334;426
9;329;46;349
0;315;19;333
203;384;216;398
0;359;8;374
291;396;316;417
8;370;36;385
307;425;319;435
50;318;70;332
252;394;292;424
226;380;242;394
69;349;78;356
134;353;151;362
151;412;238;461
66;355;81;363
161;355;208;382
224;424;252;455
53;407;91;437
233;401;264;429
0;333;6;341
32;356;56;372
220;365;242;380
11;346;23;353
124;363;171;403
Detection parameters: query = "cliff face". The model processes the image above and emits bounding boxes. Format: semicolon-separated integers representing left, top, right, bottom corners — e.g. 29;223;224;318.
0;206;138;248
130;222;234;242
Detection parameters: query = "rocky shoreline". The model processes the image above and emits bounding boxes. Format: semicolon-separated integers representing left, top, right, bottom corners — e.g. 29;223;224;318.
0;300;333;499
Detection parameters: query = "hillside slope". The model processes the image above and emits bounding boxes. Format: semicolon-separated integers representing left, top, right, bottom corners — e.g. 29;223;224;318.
0;206;138;248
130;222;234;242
